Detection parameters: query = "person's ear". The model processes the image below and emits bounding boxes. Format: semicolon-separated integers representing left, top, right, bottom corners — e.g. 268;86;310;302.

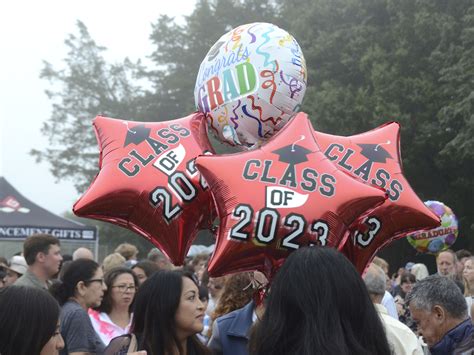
36;252;46;263
76;281;87;297
432;305;446;323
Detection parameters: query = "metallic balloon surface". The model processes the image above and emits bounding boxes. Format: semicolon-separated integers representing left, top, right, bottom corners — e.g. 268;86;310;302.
73;113;215;265
196;113;387;278
195;22;307;148
406;201;458;254
314;123;440;273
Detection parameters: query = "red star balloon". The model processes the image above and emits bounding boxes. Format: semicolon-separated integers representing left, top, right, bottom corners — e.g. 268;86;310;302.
73;113;215;265
196;113;387;278
314;122;440;274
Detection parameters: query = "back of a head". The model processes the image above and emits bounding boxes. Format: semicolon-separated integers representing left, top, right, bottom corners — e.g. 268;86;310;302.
372;256;389;274
252;247;390;355
50;258;99;305
363;263;386;301
115;243;138;260
72;247;94;261
212;272;253;320
411;263;429;281
132;260;160;276
456;249;472;260
0;286;60;355
148;248;166;262
102;252;126;273
406;274;468;320
23;233;60;265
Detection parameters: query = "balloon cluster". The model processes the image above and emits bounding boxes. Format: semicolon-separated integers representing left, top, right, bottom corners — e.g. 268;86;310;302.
74;23;444;279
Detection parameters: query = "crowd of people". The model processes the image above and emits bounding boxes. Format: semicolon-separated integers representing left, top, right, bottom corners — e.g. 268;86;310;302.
0;233;473;354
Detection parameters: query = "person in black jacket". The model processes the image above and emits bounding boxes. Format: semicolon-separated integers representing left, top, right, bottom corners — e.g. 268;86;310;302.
407;275;474;354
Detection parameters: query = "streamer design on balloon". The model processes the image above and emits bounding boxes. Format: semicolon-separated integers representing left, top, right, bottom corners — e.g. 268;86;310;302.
280;71;303;99
230;99;241;128
225;26;244;51
242;103;263;137
256;27;276;70
246;23;258;43
207;114;220;137
261;60;279;104
195;22;307;147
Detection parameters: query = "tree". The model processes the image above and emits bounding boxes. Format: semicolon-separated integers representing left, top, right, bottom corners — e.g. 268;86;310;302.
278;0;474;251
32;20;146;192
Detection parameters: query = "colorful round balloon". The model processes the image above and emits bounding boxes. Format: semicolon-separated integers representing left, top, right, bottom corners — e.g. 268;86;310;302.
406;201;458;254
194;22;307;148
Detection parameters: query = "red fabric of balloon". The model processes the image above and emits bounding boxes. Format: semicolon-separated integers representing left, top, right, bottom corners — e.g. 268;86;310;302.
74;113;215;265
196;112;387;278
314;122;440;274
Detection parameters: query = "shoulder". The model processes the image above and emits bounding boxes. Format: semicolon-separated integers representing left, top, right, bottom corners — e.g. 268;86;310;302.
62;302;89;323
216;303;253;324
14;273;31;286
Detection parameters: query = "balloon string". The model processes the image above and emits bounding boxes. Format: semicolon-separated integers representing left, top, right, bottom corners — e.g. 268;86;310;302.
291;135;305;152
122;121;135;134
375;140;391;151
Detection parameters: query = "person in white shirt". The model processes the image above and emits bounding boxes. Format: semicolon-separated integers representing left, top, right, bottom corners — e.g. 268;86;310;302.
364;263;423;355
89;267;139;346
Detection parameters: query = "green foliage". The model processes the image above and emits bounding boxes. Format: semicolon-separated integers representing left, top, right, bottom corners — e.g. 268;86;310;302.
32;21;147;192
279;0;474;246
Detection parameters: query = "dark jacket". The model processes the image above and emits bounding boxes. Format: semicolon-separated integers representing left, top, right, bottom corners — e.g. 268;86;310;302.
430;318;474;355
208;302;255;355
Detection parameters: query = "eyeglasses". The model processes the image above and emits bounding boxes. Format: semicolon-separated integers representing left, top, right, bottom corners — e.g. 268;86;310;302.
85;278;105;285
111;284;137;293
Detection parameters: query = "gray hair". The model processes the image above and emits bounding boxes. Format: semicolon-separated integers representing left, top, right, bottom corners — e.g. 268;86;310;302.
406;275;467;319
411;263;429;281
363;263;386;296
147;248;166;262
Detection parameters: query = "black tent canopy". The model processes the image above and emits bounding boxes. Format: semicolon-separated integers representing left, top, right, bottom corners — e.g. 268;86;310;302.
0;177;97;247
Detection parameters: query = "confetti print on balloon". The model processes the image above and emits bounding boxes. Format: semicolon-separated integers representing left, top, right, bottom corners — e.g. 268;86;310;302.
230;99;241;129
246;24;258;44
217;106;229;126
279;71;303;99
256;27;276;71
242;103;263;137
249;95;280;127
207;114;220;137
278;34;292;47
225;26;245;52
260;60;280;104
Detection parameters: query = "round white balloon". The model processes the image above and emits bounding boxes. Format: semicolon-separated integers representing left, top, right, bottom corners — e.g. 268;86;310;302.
195;22;307;148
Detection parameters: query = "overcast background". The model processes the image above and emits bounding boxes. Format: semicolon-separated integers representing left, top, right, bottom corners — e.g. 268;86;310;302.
0;0;195;215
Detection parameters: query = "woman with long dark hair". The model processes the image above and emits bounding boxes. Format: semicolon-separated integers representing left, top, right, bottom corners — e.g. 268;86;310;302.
106;270;210;355
0;286;64;355
250;247;391;355
89;267;139;346
50;258;107;354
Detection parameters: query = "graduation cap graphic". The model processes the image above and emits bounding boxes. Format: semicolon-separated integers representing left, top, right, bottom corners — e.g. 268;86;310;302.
124;124;151;147
272;144;313;166
357;142;393;163
207;41;225;61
